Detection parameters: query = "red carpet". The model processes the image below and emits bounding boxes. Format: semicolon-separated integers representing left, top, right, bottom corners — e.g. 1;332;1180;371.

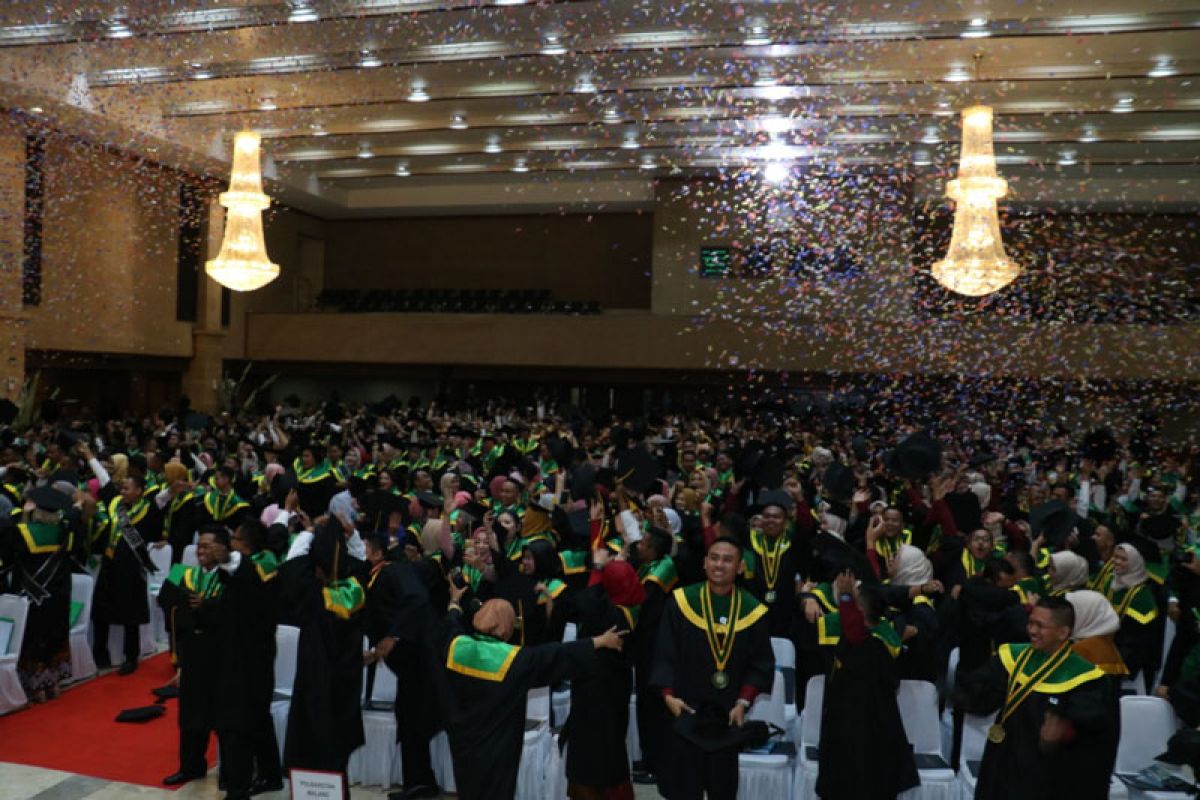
0;653;216;789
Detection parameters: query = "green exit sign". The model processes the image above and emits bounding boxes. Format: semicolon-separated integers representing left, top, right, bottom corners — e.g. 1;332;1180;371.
699;246;732;277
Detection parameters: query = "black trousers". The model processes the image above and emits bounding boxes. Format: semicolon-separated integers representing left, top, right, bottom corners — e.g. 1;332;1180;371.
396;692;437;789
220;714;282;796
634;669;668;771
92;622;138;665
664;734;738;800
179;728;211;777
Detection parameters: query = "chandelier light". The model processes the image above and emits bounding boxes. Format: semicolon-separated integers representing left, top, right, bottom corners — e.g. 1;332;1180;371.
930;104;1020;296
205;131;280;292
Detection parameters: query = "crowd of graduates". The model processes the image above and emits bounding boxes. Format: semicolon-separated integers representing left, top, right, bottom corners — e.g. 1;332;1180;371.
1;393;1199;799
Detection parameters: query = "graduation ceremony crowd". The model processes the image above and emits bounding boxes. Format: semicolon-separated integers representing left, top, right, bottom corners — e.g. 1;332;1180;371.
2;392;1199;800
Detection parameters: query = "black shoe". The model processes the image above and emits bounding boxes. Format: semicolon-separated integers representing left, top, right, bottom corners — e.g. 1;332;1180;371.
250;778;284;796
402;787;440;800
163;771;205;787
632;770;657;785
118;661;138;676
94;654;112;670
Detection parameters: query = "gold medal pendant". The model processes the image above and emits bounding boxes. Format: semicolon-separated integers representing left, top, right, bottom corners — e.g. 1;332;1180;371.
765;590;777;604
987;723;1006;744
712;671;729;689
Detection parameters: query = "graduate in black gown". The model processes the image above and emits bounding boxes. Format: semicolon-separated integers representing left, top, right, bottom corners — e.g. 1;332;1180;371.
279;520;368;791
631;527;679;785
650;536;775;800
363;532;443;800
564;556;644;800
955;596;1118;800
441;587;624;800
815;572;919;800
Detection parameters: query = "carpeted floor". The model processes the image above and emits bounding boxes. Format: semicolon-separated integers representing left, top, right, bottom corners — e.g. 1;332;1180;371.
0;654;216;790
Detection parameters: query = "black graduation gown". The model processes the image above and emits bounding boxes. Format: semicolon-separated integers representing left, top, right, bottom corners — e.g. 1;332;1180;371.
442;619;596;800
957;649;1119;800
158;568;226;734
743;530;804;638
92;493;163;626
294;471;338;519
564;585;634;788
279;530;367;773
633;572;673;770
0;519;72;678
216;554;279;731
164;491;202;564
815;612;919;800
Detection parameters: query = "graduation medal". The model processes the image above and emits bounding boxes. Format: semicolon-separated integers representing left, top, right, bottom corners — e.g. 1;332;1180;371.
765;590;777;604
701;583;742;690
990;642;1073;745
753;530;787;605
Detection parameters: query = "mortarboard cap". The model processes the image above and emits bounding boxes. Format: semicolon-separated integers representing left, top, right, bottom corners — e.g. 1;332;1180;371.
616;447;661;496
1027;499;1075;548
884;431;943;481
552;506;591;546
969;450;998;469
460;501;488;523
414;491;443;510
851;436;871;463
115;705;166;723
753;489;794;513
672;707;772;754
821;463;856;505
27;484;73;513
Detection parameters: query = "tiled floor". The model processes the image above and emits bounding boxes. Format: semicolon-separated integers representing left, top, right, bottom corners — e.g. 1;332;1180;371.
0;763;665;800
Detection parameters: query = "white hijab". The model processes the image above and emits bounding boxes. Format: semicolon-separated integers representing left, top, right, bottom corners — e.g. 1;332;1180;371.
1066;590;1120;638
890;544;934;586
1049;551;1089;593
1112;543;1149;590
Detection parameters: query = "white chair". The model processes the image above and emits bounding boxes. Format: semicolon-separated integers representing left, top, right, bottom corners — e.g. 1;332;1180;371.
738;669;793;800
952;712;994;800
771;636;800;743
517;687;553;800
0;593;31;714
1112;695;1190;799
270;625;301;760
350;648;401;787
430;730;456;792
797;675;825;799
67;573;97;683
896;680;956;800
181;544;199;566
551;623;577;728
626;692;641;763
940;648;961;761
146;544;172;644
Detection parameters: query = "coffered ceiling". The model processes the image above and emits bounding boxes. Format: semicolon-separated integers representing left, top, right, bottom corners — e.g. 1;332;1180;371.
0;0;1197;216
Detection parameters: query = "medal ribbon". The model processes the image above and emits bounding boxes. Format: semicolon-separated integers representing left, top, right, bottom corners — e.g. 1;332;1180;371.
753;530;787;590
701;584;741;674
998;643;1072;728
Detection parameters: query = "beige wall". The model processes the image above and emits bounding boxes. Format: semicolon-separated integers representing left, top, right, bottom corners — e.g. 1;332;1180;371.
23;133;193;356
322;213;653;309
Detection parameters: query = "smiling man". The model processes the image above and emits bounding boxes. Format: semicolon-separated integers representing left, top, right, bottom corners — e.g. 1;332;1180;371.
650;537;775;800
956;596;1118;800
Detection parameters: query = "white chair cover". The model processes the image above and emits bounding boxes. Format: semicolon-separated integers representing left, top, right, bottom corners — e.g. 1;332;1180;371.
797;675;825;799
0;593;31;714
147;544;172;644
771;636;800;743
517;688;553;800
1116;696;1179;774
351;655;401;787
897;680;956;800
269;625;301;762
430;730;456;792
67;573;97;683
738;670;792;800
626;693;640;762
181;544;199;566
952;712;994;800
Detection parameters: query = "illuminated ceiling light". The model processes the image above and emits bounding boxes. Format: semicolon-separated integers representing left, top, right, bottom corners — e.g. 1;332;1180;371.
946;66;972;82
287;2;319;23
1148;57;1177;78
449;112;468;130
511;157;530;173
484;136;502;154
259;98;277;111
763;161;791;184
573;73;598;93
541;33;567;55
357;142;374;159
638;154;657;170
494;0;529;5
921;126;941;144
1112;95;1135;113
930;105;1019;296
408;84;430;102
190;66;212;80
359;50;382;68
743;21;772;46
394;161;411;177
310;123;328;137
105;17;133;38
912;149;933;166
754;66;778;87
962;18;990;38
1056;149;1078;166
621;130;641;149
601;107;622;125
760;115;791;135
1078;125;1099;143
206;131;279;292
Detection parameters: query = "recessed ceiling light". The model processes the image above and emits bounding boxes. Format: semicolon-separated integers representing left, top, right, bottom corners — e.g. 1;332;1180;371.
760;116;791;135
1113;96;1135;113
408;85;430;102
395;162;410;177
1148;57;1177;78
921;126;941;144
106;18;133;38
494;0;529;5
1056;149;1078;166
754;66;778;87
573;74;598;94
621;131;641;150
639;154;657;170
601;107;622;125
190;63;212;79
744;21;772;46
969;17;988;27
541;33;567;56
763;161;791;184
359;50;382;68
512;157;530;173
946;66;971;82
28;106;44;115
1078;126;1099;143
357;143;374;159
449;113;468;130
484;136;502;154
912;149;933;166
287;2;318;23
310;123;328;137
259;99;277;111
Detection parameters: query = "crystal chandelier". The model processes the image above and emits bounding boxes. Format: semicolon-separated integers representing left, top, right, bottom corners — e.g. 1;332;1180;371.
205;131;279;292
930;104;1020;296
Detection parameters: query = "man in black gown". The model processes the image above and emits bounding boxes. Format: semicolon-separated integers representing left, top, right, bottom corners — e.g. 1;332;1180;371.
956;596;1118;800
650;536;775;800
